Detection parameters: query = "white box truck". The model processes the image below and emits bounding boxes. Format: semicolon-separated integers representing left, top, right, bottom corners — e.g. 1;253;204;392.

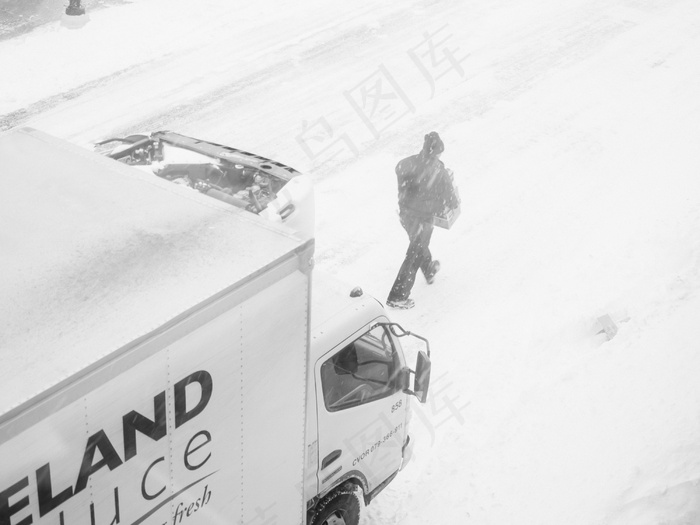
0;128;431;525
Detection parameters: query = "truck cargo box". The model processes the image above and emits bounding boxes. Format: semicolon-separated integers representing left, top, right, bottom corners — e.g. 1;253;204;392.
0;127;314;525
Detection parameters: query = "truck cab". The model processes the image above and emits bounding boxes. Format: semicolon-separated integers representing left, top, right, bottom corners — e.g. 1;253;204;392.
305;275;431;525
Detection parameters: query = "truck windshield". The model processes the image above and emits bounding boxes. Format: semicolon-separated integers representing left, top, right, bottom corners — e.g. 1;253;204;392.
320;325;401;411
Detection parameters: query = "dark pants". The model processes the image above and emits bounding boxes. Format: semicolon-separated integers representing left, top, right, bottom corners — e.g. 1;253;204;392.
387;214;434;302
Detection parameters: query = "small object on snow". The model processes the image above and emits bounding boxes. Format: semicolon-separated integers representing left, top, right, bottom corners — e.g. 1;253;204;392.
595;314;618;341
349;286;363;298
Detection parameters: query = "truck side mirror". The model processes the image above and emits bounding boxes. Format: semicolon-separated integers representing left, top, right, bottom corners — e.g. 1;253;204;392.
413;351;431;403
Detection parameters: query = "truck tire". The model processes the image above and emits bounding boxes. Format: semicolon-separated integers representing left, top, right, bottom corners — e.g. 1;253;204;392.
310;485;361;525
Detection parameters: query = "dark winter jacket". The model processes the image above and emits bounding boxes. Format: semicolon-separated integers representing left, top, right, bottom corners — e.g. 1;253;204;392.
395;153;460;220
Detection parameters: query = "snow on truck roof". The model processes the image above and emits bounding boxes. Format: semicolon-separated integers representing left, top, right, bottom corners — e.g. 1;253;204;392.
0;127;311;417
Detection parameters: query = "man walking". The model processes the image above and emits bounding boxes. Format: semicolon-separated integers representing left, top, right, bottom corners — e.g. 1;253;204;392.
386;131;458;309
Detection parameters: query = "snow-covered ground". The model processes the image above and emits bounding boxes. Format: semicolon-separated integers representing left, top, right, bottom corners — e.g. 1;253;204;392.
2;0;700;523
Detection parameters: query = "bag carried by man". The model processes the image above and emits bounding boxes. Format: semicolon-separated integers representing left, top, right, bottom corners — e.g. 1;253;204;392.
430;166;461;229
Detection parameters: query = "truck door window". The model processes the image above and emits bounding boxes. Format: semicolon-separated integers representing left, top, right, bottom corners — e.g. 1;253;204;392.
321;325;400;411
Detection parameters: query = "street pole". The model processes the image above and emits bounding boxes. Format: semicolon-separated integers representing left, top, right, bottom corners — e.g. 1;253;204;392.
65;0;86;16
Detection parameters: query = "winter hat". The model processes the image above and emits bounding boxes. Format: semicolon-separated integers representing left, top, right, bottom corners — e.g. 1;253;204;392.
421;131;445;157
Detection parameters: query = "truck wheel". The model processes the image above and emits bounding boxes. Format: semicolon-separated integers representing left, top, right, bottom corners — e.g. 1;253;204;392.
311;486;361;525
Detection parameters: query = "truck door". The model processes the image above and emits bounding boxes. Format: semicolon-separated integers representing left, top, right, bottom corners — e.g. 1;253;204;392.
314;324;407;495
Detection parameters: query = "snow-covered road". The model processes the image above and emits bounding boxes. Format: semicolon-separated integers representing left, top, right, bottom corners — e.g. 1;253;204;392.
3;0;700;523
